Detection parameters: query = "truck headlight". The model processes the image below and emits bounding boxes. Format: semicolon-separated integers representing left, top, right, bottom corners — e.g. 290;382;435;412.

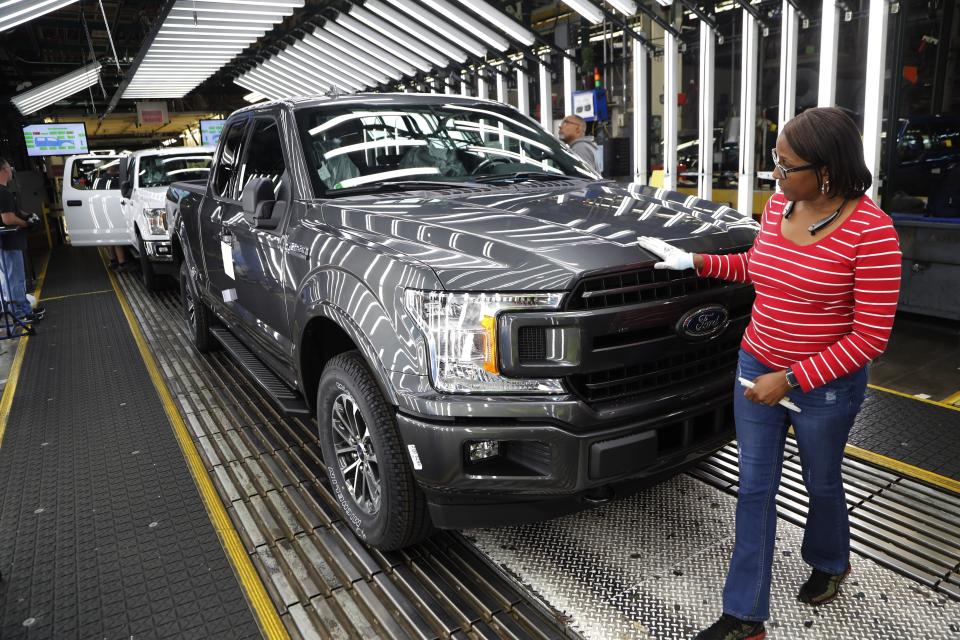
404;290;565;394
145;208;167;235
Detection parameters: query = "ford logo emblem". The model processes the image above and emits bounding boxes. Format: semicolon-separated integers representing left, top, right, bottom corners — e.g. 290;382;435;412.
676;304;729;339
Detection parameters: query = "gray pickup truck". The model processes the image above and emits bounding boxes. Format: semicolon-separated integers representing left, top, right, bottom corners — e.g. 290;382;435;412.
168;94;758;550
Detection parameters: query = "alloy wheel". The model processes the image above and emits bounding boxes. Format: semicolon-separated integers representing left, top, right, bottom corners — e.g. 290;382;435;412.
331;392;381;515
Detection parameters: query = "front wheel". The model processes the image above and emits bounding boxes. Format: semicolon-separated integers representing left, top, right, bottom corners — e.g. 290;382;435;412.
138;235;162;291
317;351;432;550
179;261;217;353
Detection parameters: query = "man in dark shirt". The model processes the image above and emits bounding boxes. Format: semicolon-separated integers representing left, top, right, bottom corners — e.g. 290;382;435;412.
0;157;43;323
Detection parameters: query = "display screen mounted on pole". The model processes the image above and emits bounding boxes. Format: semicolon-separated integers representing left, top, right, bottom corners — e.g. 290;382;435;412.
200;119;226;146
22;123;89;157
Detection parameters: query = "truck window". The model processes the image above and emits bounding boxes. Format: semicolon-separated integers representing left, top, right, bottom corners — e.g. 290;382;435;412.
237;118;288;200
71;157;121;190
138;153;213;188
213;120;249;200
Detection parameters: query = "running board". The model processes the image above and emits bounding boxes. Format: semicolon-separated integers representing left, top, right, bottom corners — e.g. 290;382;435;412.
210;327;312;418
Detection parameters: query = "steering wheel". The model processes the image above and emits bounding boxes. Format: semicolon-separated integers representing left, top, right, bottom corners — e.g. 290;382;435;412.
470;156;514;175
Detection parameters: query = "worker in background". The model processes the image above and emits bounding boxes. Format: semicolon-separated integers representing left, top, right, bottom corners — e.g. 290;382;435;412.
0;157;44;323
558;115;599;171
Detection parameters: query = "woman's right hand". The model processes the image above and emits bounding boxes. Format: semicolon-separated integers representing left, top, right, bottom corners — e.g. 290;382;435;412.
636;236;698;270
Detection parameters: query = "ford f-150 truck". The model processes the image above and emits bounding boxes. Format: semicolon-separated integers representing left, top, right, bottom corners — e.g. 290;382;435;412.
169;94;758;550
119;145;215;288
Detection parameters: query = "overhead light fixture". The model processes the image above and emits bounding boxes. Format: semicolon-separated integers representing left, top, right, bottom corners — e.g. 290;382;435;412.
324;22;418;77
363;0;469;63
290;39;388;86
123;0;303;99
655;0;674;6
347;4;450;67
382;0;488;58
0;0;79;33
561;0;604;25
11;62;101;115
243;91;267;103
310;28;404;80
336;13;433;72
607;0;638;15
416;0;509;51
451;0;536;46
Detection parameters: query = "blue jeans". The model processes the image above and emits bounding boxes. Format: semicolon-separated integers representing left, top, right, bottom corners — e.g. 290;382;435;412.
722;349;867;621
1;249;31;319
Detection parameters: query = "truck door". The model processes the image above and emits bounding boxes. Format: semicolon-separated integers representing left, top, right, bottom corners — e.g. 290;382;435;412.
61;155;126;246
223;115;295;364
199;116;249;316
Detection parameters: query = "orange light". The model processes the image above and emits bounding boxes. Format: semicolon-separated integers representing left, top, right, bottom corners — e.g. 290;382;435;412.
480;315;498;374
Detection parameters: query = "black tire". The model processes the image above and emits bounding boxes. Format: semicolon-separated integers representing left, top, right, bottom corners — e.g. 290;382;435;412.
179;261;218;353
317;351;432;550
138;234;162;291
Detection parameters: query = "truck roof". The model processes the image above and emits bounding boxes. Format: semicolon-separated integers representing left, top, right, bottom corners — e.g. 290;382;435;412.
229;92;506;118
126;145;216;159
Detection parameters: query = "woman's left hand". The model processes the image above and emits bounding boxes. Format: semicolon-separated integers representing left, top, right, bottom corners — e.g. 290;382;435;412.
744;371;792;406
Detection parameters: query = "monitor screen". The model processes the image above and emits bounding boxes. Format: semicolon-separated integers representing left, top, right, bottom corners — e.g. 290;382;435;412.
200;119;226;146
22;123;89;157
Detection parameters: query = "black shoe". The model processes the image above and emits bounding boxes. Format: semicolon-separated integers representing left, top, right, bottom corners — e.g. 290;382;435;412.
798;564;851;606
694;614;766;640
31;305;45;320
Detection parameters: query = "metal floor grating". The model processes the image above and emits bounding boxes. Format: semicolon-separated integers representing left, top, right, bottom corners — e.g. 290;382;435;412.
113;272;578;640
690;439;960;601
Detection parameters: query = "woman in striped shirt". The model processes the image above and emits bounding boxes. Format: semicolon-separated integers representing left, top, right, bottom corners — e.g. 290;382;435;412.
640;108;902;640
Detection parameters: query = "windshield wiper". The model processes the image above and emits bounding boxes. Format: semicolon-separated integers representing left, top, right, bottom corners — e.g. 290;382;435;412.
474;171;578;184
324;179;482;197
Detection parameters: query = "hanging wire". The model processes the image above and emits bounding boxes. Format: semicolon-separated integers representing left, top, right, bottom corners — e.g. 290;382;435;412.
80;3;108;99
98;0;122;72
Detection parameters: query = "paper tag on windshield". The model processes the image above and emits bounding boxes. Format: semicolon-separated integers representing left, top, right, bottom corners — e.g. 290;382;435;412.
221;241;235;280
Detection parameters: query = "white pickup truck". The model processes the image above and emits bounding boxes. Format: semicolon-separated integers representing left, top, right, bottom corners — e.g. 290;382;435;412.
61;146;214;288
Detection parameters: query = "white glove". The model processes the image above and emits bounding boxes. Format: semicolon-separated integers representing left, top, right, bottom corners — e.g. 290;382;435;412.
636;236;695;270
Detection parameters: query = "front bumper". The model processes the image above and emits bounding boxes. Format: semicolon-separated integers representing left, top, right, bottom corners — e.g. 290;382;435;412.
143;239;175;273
396;394;734;529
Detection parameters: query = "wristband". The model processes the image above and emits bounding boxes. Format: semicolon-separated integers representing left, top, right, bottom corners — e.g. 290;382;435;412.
784;368;801;390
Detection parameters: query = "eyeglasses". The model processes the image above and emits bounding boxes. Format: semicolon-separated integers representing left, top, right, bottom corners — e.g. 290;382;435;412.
771;149;818;178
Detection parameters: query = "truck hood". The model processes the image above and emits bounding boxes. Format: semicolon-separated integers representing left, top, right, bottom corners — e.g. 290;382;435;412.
322;180;760;291
134;187;170;209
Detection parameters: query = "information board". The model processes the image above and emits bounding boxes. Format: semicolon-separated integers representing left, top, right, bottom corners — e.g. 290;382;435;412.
22;123;89;157
200;119;226;146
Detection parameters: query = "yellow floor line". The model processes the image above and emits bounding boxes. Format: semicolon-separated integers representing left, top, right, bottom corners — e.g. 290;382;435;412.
844;444;960;495
0;254;50;449
100;253;289;640
40;289;113;303
941;389;960;406
867;383;960;412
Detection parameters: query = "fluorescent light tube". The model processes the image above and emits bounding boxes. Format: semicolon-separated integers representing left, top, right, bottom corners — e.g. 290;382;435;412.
364;0;469;63
607;0;638;15
11;62;100;115
383;0;487;57
0;0;79;33
562;0;604;24
335;13;433;72
451;0;536;46
416;0;510;50
347;4;450;67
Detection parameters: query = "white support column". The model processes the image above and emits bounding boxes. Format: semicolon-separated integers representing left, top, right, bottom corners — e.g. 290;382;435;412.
516;67;530;115
698;21;715;201
662;29;679;191
477;73;488;100
461;71;469;96
539;54;552;132
632;38;648;184
496;68;508;104
818;0;840;106
778;0;798;134
444;77;454;95
862;0;889;201
738;9;759;216
563;48;576;117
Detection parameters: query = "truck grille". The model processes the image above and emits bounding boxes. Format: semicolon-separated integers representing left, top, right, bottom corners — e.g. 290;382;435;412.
566;248;751;312
568;331;742;407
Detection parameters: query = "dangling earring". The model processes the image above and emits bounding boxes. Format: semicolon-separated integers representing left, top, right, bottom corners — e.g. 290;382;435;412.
821;179;830;195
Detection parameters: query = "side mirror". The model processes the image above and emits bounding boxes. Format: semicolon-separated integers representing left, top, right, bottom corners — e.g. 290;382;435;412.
120;180;132;198
241;177;278;229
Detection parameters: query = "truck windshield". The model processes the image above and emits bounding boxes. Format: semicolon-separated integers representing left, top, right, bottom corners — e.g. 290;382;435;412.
138;153;213;188
296;102;601;195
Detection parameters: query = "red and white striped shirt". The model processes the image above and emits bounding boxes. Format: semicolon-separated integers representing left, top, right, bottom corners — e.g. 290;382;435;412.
698;192;902;392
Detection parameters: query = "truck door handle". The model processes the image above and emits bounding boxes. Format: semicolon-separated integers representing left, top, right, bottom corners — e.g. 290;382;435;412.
66;200;82;207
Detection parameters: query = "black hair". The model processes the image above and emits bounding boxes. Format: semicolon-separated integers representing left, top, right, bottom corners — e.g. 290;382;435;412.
0;157;9;170
781;107;872;199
